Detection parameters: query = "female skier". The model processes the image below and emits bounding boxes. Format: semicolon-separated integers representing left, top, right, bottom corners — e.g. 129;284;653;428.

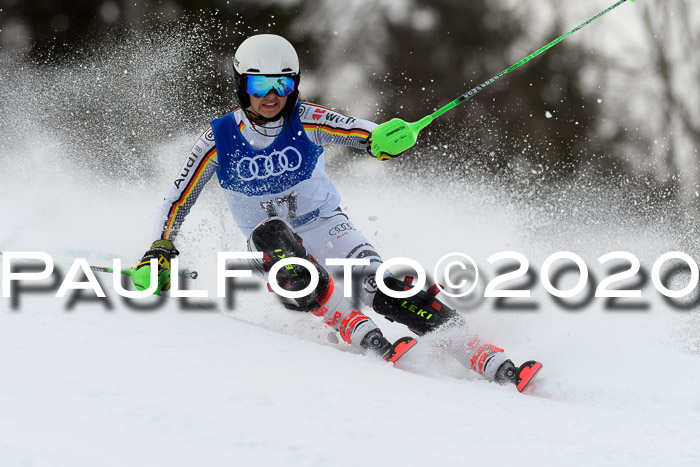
133;34;540;391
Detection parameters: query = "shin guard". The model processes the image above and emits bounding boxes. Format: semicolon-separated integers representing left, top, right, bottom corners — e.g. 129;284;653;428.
250;218;332;311
250;218;379;347
371;276;462;335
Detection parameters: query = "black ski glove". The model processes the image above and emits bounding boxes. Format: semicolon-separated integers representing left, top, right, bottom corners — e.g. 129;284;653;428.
132;239;180;295
363;133;403;161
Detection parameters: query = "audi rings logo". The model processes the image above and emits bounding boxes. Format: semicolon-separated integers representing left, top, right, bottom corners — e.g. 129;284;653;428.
329;222;356;236
237;147;303;181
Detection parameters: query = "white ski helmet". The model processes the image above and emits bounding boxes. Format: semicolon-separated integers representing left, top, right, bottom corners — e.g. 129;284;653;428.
233;34;301;115
234;34;299;76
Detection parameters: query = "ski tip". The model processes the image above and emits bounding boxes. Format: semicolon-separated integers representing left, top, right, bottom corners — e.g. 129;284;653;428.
516;361;543;393
384;336;418;365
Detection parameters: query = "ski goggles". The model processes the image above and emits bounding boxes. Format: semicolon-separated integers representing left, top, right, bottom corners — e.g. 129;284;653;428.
245;74;297;98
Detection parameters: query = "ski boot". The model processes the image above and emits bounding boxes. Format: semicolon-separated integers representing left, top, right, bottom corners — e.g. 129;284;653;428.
495;360;543;393
361;329;417;365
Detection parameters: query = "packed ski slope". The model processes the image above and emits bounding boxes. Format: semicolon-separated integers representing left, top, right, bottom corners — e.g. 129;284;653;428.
2;149;700;466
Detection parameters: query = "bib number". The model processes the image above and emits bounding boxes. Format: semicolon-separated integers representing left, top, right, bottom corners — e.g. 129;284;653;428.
261;192;298;219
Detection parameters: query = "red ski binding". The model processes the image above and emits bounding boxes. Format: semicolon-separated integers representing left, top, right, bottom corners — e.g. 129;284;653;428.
515;360;542;392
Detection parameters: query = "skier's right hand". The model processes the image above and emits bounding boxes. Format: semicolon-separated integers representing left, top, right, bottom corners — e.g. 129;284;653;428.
363;133;403;161
131;239;179;295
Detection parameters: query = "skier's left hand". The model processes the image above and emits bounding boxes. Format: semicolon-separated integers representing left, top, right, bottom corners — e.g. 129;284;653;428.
131;239;179;295
363;133;403;161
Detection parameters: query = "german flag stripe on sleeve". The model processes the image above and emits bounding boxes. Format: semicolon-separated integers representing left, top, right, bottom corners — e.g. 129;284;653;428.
302;123;370;139
162;146;217;239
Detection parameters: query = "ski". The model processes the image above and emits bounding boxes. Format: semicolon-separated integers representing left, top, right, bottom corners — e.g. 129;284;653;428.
383;336;418;365
515;360;543;393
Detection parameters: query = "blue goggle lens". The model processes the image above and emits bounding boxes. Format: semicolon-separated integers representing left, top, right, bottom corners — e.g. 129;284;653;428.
245;74;296;98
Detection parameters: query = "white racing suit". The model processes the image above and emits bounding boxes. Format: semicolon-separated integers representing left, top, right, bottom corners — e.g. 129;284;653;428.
152;101;383;346
151;101;511;379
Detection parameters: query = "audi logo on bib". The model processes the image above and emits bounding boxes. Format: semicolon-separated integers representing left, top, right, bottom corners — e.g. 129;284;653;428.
236;147;303;181
329;222;356;236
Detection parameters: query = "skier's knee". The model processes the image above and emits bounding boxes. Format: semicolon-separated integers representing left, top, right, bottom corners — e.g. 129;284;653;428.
372;276;462;335
249;217;332;311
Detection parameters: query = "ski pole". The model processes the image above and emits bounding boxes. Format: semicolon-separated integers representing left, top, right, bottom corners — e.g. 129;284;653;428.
369;0;636;157
93;264;198;280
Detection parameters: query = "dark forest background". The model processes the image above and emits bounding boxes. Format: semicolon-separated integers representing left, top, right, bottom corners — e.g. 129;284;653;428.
1;0;698;212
